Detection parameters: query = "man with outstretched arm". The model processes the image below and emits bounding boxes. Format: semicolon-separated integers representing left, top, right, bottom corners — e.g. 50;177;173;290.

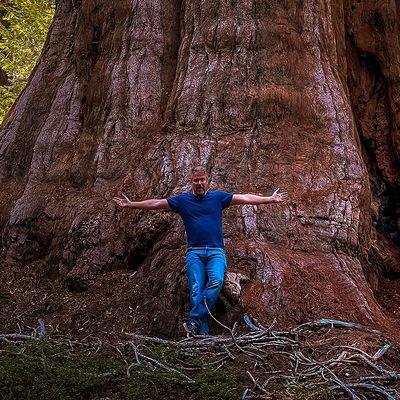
113;166;288;336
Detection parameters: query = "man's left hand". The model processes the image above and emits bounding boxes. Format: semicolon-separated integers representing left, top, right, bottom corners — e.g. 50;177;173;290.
270;188;288;203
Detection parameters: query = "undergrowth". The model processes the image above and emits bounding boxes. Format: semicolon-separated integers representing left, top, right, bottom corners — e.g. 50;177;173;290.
0;339;244;400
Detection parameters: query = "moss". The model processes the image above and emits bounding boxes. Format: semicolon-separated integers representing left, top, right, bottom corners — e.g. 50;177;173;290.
194;365;242;400
0;340;245;400
288;383;336;400
0;340;123;400
265;380;336;400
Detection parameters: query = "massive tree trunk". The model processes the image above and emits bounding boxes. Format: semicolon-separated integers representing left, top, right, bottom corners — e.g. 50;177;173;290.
1;0;399;337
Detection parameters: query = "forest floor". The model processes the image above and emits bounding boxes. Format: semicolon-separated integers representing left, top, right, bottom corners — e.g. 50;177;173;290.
1;314;400;399
1;259;400;399
1;259;400;343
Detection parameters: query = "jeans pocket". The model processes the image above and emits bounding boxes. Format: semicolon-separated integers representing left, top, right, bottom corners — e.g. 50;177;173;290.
215;248;225;255
185;251;198;270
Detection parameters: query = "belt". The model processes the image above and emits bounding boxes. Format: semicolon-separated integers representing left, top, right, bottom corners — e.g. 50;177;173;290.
186;246;224;251
187;245;223;248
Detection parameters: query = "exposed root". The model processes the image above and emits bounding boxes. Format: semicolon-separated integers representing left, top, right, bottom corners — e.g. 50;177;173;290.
1;314;399;399
126;310;400;399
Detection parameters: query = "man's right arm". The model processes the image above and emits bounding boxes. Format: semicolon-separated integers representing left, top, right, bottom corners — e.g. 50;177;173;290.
113;194;171;210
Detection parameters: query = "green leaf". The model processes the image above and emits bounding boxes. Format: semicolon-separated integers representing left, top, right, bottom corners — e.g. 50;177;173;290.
0;0;55;123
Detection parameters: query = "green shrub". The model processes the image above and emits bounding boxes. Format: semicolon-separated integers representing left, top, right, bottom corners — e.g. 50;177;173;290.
0;0;55;123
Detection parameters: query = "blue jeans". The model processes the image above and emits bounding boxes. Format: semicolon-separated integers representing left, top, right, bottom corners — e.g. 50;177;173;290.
185;246;227;335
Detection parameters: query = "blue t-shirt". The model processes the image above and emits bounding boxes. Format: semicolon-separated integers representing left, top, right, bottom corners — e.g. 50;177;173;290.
167;190;233;248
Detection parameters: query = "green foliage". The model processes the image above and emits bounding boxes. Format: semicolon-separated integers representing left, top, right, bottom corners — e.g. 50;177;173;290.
0;0;55;123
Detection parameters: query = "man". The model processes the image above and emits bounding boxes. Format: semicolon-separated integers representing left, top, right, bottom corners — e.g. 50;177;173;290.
113;166;287;336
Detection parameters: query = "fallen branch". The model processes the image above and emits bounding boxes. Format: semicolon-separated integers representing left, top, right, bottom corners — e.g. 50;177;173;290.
128;339;195;383
292;319;381;335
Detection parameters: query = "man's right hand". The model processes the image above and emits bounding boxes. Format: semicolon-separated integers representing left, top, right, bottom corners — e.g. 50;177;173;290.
112;193;132;207
112;195;170;210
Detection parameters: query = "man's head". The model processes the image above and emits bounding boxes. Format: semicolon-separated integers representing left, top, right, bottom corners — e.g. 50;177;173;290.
191;166;209;196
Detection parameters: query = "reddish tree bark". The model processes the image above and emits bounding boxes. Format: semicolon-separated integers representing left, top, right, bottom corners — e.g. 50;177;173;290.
0;0;399;337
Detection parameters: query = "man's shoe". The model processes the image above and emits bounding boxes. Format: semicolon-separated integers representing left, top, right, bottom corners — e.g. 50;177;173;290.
183;320;199;336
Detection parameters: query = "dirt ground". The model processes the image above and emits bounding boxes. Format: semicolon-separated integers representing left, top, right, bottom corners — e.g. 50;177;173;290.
1;258;400;345
2;257;400;400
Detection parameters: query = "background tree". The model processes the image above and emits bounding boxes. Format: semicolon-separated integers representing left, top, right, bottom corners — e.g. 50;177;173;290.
0;0;399;337
0;0;55;122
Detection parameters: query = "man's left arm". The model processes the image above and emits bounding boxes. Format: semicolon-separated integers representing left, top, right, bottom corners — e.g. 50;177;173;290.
230;188;288;205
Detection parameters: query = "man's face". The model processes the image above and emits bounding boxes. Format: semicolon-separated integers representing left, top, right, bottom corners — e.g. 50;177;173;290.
191;173;209;196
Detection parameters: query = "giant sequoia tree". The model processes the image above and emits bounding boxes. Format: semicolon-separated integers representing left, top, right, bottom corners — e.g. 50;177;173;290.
0;0;399;337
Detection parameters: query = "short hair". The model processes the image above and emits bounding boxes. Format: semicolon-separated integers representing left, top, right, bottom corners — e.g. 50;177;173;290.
191;165;208;178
